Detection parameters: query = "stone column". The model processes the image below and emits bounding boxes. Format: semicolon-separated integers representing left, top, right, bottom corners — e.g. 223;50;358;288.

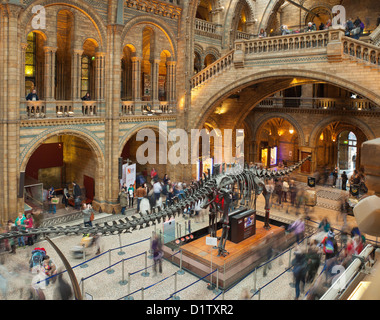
95;51;106;101
95;51;106;115
71;49;83;101
20;43;28;100
131;56;142;101
167;61;176;110
44;46;57;101
151;58;160;108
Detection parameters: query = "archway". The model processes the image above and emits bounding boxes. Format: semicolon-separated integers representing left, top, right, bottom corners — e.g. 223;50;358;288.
314;120;369;178
120;126;170;187
254;117;300;168
22;133;104;213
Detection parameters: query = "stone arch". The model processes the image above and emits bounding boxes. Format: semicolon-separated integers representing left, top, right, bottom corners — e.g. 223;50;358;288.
193;68;380;131
119;123;174;157
309;116;376;149
121;15;177;61
258;0;285;33
20;0;107;50
253;112;306;146
224;0;256;47
20;126;106;201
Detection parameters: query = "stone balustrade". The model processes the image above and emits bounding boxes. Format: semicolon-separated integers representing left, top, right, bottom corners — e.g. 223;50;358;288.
236;29;329;55
257;97;377;111
343;36;380;66
120;101;135;115
24;100;98;119
191;50;234;89
195;18;217;34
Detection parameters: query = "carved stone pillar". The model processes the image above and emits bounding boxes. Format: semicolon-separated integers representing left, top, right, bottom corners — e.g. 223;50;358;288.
167;61;176;106
71;49;83;101
95;51;106;101
131;56;141;101
20;43;28;100
44;46;57;101
151;58;160;106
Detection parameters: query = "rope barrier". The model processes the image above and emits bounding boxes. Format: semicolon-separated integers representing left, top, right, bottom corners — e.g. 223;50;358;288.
165;269;217;300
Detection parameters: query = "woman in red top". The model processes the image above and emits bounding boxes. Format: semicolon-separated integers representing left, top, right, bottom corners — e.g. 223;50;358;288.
25;213;34;246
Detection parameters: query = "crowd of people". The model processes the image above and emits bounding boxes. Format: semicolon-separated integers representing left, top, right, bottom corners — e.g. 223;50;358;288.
255;15;368;40
286;215;368;300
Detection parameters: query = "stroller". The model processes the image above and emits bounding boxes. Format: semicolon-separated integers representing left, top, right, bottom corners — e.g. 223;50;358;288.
29;247;47;270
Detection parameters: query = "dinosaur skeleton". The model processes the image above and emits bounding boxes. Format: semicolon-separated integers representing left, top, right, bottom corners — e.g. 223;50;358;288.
0;156;311;257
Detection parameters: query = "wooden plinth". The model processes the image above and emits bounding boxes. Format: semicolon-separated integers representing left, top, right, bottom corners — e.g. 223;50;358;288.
163;221;286;290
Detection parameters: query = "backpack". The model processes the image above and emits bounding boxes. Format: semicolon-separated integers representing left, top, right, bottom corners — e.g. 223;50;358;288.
324;238;335;254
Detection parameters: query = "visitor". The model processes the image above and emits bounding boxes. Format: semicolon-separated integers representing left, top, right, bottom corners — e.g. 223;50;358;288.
72;182;82;210
332;167;338;188
282;178;289;203
320;228;338;261
42;255;57;286
135;184;147;213
345;18;354;36
25;213;34;246
47;187;56;214
26;89;39;101
338;195;349;224
166;185;174;206
341;171;348;190
81;92;91;101
274;179;283;207
324;19;332;29
53;269;73;300
305;240;321;284
63;185;70;211
258;28;267;38
15;212;26;248
291;247;307;300
288;218;305;244
7;220;16;254
150;167;158;182
151;233;163;276
128;184;134;208
306;22;316;32
82;203;93;227
281;25;290;35
119;187;128;215
153;180;162;203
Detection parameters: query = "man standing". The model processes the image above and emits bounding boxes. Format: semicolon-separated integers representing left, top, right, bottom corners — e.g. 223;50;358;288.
119;187;128;215
26;89;39;101
341;171;348;190
135;184;147;213
153;180;162;203
72;182;82;210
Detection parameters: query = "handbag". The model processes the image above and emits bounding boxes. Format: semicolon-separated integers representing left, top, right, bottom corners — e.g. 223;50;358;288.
51;197;59;204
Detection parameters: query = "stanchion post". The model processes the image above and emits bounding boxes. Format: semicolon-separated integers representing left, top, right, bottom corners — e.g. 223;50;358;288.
81;278;84;298
80;245;88;268
118;234;125;256
177;250;185;275
141;287;144;300
213;268;221;294
141;251;150;277
106;249;115;274
125;273;134;300
172;272;180;300
250;267;257;293
119;259;127;286
287;248;292;271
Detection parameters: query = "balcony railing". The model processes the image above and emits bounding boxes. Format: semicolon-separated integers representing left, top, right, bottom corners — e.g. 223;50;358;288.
120;101;174;116
257;97;377;111
236;29;330;55
24;100;98;119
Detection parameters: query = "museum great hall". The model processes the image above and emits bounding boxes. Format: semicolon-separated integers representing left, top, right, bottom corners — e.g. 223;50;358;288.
1;0;380;302
0;0;379;226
